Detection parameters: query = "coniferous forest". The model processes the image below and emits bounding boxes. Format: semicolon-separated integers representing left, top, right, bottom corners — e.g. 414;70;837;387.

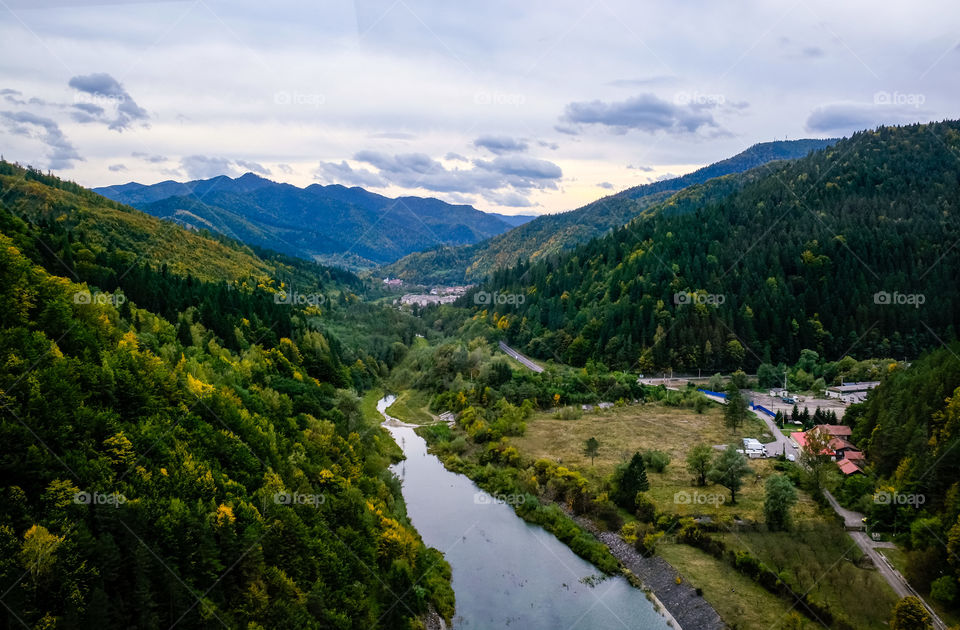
475;122;960;372
0;162;453;629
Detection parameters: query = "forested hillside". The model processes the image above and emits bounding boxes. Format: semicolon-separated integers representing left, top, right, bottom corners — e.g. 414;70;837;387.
0;164;453;629
474;122;960;371
95;173;518;269
842;345;960;608
383;139;836;284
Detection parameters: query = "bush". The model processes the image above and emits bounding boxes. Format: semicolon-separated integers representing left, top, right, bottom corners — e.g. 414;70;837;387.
634;492;657;523
643;449;671;473
554;406;582;420
931;576;957;604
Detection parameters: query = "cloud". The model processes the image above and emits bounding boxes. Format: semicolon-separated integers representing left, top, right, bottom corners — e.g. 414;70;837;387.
804;101;926;133
70;102;104;123
444;152;468;161
235;159;271;175
313;159;386;188
485;190;536;207
276;163;294;174
473;155;562;186
560;93;719;135
606;76;678;87
315;149;563;208
131;152;167;163
68;73;149;131
537;140;559;150
627;164;654;171
0;111;82;169
597;181;614;189
368;131;417;140
472;134;528;155
108;163;127;172
180;155;236;179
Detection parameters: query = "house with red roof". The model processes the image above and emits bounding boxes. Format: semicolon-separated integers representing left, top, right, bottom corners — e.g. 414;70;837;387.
791;425;866;475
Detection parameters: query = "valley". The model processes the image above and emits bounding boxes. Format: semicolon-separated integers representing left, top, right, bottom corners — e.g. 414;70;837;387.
2;119;959;630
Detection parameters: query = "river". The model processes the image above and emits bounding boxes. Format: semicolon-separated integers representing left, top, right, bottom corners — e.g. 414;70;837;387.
377;395;672;629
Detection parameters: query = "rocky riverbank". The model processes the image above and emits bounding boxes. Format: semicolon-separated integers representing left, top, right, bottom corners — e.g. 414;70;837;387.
572;514;725;630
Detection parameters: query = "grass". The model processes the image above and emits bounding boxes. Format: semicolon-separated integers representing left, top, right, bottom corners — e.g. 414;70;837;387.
878;546;907;574
509;402;813;523
718;526;900;629
656;541;801;630
385;389;436;424
360;386;385;421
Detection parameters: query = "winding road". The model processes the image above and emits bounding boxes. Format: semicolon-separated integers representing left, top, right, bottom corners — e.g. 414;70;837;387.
498;341;544;373
823;490;947;630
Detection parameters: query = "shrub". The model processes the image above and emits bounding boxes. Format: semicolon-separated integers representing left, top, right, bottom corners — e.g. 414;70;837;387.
554;406;582;420
634;492;657;523
931;576;957;604
643;449;671;473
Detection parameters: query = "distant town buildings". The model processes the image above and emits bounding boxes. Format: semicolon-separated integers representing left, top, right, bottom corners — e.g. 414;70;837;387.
397;285;474;307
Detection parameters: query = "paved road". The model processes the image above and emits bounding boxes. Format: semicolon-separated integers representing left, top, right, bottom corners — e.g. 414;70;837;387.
823;490;947;630
498;341;544;373
752;408;799;460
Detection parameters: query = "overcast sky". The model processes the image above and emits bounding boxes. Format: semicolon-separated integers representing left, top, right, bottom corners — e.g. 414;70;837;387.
1;0;957;214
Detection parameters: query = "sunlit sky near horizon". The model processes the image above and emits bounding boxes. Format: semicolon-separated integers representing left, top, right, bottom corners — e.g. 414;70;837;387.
1;0;958;215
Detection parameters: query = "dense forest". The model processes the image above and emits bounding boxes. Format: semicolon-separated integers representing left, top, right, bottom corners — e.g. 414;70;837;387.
473;122;960;371
0;163;452;629
383;139;836;285
838;345;960;612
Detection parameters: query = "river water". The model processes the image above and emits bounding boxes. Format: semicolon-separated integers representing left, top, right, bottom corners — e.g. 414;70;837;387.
378;396;671;629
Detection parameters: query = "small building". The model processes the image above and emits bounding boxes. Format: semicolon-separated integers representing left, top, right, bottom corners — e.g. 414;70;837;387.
837;459;864;475
794;425;865;465
825;381;880;401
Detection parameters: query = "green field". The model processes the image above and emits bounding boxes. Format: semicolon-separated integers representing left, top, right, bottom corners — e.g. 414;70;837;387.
509;402;806;523
386;389;437;424
504;400;900;629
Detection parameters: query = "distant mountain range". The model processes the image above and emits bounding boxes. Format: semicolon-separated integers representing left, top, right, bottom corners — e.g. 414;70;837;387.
94;174;534;269
382;138;838;284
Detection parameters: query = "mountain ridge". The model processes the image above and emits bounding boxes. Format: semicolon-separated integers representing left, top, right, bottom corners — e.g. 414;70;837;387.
382;138;839;284
93;172;523;269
